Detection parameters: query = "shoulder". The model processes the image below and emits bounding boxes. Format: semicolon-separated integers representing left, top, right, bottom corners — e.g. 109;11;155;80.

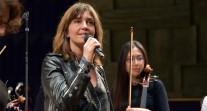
149;79;165;90
148;79;168;96
42;53;64;65
44;53;63;61
45;52;62;58
154;79;164;85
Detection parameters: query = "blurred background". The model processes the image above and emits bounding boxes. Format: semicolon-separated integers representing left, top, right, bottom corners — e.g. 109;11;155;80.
0;0;206;110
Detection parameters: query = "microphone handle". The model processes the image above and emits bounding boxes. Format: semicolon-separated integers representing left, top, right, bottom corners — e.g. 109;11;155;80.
95;48;104;58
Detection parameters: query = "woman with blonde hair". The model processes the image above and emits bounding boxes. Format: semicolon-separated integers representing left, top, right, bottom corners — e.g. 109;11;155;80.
41;2;113;111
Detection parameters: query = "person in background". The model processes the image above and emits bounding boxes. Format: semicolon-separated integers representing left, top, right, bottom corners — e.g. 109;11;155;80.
111;40;170;111
0;0;23;110
0;0;22;37
201;96;207;111
41;2;113;111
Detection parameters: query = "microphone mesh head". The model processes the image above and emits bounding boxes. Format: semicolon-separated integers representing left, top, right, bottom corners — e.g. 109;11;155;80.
84;34;91;42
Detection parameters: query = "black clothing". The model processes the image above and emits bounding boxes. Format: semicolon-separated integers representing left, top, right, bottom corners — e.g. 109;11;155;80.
116;79;170;111
41;53;112;111
34;87;44;111
119;79;170;111
0;80;9;111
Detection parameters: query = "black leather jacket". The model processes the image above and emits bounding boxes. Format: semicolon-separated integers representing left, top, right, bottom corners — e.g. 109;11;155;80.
41;53;113;111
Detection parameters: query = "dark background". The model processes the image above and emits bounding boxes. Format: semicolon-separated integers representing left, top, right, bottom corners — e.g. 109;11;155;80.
0;0;78;110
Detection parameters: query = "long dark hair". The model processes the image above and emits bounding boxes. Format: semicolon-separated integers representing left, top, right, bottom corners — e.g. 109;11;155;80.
111;40;149;111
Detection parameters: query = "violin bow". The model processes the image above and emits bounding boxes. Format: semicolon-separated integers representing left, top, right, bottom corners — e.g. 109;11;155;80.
128;27;133;108
0;45;7;55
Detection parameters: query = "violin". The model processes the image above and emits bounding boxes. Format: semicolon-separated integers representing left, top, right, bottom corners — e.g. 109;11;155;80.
140;64;157;108
7;96;25;111
6;82;25;111
142;64;158;81
0;45;7;55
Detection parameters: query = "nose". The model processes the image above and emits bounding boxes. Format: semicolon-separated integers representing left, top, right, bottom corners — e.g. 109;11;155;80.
132;58;139;65
81;21;88;29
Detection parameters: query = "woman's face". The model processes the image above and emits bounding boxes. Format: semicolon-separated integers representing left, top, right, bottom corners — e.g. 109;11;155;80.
67;11;95;48
125;47;145;78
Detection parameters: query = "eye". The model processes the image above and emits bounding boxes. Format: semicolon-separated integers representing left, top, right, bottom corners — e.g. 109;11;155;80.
137;57;143;61
73;19;81;23
131;56;144;61
87;20;94;26
88;22;93;25
126;58;130;60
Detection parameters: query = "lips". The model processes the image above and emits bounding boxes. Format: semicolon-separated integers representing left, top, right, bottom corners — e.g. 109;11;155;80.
132;68;140;72
79;32;89;35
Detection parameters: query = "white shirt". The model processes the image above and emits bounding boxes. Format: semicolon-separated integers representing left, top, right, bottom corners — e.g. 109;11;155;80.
201;96;207;111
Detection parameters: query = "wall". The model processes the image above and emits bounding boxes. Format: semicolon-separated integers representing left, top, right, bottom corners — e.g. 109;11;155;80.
81;0;207;99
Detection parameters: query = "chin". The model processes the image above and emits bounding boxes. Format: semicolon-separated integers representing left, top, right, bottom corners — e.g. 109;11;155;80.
132;73;140;77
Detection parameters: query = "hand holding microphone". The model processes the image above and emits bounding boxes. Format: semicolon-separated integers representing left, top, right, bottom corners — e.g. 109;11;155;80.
84;34;104;58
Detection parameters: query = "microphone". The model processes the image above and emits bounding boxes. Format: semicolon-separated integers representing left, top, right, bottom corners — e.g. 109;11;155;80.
15;82;23;96
22;11;29;20
84;34;105;58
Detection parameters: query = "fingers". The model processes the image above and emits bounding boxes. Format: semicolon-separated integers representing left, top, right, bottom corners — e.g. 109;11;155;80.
85;37;101;50
126;107;151;111
83;37;101;62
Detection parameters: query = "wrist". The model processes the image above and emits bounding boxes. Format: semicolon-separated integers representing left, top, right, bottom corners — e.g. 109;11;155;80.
80;56;94;73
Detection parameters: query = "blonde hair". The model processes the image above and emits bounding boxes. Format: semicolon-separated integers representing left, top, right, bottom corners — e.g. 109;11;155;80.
53;2;103;66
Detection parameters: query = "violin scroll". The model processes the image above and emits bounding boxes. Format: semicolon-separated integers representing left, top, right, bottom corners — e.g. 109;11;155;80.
143;64;158;82
144;64;153;74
